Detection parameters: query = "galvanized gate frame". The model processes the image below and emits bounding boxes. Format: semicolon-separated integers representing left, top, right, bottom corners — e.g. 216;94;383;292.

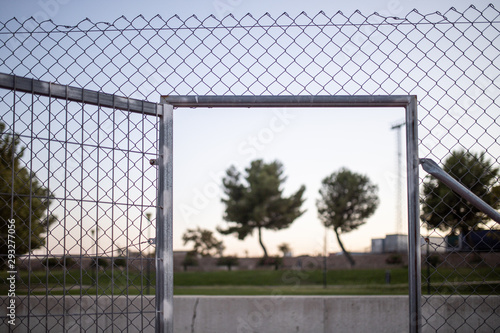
0;73;420;333
161;95;421;333
0;73;167;332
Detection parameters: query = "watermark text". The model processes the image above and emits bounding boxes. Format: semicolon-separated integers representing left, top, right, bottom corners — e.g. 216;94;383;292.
6;218;17;326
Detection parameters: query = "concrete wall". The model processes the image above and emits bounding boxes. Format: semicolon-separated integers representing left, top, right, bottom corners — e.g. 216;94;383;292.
1;295;498;332
175;253;500;271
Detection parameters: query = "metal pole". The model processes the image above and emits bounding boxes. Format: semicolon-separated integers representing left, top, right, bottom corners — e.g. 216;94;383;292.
420;158;500;224
396;125;402;237
161;95;414;108
156;103;174;333
391;122;405;237
323;224;327;289
426;238;430;295
406;96;421;333
0;73;159;115
146;213;152;295
91;228;96;286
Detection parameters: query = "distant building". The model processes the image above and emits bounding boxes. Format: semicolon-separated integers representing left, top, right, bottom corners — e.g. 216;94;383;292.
371;234;446;254
371;234;407;253
371;238;385;254
446;231;500;252
385;234;407;253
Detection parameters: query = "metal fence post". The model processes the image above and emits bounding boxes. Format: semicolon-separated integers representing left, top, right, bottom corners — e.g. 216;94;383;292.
156;103;174;333
406;96;421;333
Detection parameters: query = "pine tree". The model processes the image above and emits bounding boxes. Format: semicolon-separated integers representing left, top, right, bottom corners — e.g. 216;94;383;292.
0;122;56;269
218;159;306;258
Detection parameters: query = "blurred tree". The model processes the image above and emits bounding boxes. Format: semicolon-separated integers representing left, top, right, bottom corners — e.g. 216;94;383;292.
278;242;291;257
317;168;379;267
216;256;239;271
258;256;283;270
113;257;127;268
182;251;198;271
89;257;109;270
218;159;306;258
0;122;56;269
421;149;500;234
42;256;75;269
182;227;224;257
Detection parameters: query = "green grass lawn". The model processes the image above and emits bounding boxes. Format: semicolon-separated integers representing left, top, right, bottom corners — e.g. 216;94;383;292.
175;268;409;286
1;267;498;296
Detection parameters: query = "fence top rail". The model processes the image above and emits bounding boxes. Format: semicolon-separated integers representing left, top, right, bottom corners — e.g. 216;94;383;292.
0;73;160;116
161;95;416;108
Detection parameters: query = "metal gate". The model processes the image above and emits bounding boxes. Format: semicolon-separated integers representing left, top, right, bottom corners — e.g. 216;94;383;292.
0;72;421;331
0;73;172;332
162;94;422;331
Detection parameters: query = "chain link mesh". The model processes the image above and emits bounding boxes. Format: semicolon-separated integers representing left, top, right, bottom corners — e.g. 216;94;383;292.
0;4;499;332
0;91;159;331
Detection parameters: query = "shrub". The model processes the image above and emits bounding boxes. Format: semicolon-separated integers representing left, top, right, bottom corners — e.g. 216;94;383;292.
182;252;198;271
258;256;283;270
63;257;75;267
90;258;109;269
386;254;403;265
114;257;127;268
216;256;239;271
427;254;442;267
42;257;60;268
42;257;75;269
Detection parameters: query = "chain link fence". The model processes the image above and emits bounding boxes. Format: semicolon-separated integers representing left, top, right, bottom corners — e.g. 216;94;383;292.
0;4;499;332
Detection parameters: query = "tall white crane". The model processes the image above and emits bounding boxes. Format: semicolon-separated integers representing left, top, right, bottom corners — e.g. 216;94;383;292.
391;122;405;236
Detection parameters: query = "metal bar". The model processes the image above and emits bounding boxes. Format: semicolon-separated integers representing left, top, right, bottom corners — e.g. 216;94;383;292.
420;158;500;224
9;74;16;333
28;78;35;332
126;100;131;333
95;91;101;333
406;96;421;333
161;95;414;108
0;73;161;116
62;85;69;333
156;103;174;333
111;94;117;326
79;83;86;331
391;122;405;236
45;81;52;332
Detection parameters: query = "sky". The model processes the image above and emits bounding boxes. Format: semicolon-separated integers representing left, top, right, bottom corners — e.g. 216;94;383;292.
0;0;494;258
173;105;407;257
0;0;490;25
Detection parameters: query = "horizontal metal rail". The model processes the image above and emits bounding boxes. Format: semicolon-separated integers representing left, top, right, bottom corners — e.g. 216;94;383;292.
420;158;500;224
161;95;415;108
0;73;160;116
